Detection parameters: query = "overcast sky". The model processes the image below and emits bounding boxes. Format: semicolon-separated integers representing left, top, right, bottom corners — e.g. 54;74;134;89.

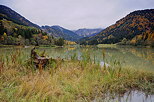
1;0;154;30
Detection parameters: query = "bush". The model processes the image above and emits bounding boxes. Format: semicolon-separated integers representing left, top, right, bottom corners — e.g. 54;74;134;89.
55;38;64;46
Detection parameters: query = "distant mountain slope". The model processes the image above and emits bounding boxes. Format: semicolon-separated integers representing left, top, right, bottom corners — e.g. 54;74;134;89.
0;5;40;28
79;9;154;46
73;28;103;37
0;5;56;46
42;25;82;41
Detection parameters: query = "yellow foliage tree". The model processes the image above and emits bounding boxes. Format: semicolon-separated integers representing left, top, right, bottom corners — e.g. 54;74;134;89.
42;36;48;40
3;32;7;37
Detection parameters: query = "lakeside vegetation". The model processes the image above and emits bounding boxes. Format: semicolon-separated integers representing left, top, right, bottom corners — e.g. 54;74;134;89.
0;19;66;47
0;5;154;102
97;44;154;49
97;44;117;48
0;48;154;102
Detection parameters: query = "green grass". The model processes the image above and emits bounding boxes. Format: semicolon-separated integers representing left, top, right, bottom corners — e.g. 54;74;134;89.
0;48;154;102
97;44;117;48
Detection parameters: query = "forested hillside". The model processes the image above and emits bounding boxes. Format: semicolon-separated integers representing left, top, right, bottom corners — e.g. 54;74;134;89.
0;5;64;46
79;9;154;46
0;5;40;28
0;19;56;45
42;26;81;41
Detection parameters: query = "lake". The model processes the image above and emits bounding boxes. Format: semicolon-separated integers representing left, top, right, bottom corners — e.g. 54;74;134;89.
0;45;154;71
0;45;154;102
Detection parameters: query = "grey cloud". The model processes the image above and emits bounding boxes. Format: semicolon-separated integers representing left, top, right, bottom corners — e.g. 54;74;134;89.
1;0;154;29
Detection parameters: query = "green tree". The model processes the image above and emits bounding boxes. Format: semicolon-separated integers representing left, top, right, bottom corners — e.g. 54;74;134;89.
25;39;30;45
18;35;25;45
55;38;64;46
5;36;16;45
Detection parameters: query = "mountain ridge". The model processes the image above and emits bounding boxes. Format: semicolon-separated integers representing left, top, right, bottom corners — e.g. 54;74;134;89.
42;25;82;41
79;9;154;46
0;5;40;28
73;28;103;37
1;5;154;46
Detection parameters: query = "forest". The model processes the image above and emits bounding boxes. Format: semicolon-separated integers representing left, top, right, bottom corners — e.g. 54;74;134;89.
0;19;64;46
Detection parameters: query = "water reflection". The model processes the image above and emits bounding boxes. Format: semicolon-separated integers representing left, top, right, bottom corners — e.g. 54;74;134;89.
0;46;154;71
94;91;154;102
0;46;154;101
119;91;154;102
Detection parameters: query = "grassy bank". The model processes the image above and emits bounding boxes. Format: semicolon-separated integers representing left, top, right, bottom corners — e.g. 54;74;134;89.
0;49;154;102
97;44;117;48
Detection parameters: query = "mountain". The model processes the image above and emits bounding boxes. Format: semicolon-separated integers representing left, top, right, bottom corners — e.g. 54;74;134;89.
0;5;56;46
0;5;40;28
79;9;154;46
73;28;103;37
42;25;82;41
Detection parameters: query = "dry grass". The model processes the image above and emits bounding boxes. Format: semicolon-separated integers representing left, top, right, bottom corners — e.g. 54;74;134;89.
0;49;154;102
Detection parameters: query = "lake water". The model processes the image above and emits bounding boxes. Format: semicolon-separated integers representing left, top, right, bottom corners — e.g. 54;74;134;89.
0;45;154;102
35;45;154;71
0;45;154;71
94;91;154;102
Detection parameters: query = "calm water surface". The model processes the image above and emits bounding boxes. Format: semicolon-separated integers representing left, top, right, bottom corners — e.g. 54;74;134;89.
0;45;154;102
0;45;154;71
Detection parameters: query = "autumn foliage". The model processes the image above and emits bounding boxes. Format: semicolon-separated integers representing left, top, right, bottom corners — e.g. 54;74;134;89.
80;9;154;47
